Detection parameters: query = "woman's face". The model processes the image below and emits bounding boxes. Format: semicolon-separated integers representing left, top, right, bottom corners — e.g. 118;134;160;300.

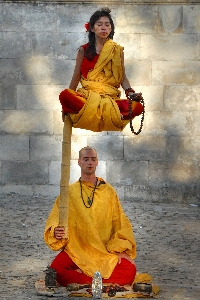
92;16;112;39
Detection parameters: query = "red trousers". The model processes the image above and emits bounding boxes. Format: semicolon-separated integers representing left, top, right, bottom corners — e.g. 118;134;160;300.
50;251;136;287
59;89;143;120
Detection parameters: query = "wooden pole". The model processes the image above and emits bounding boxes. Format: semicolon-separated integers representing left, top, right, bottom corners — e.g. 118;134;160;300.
59;115;72;238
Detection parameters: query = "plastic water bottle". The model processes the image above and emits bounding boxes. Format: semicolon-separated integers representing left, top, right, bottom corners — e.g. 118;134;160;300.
92;271;102;299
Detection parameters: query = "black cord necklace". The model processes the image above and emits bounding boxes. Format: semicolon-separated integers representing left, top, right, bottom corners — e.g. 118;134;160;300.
79;177;98;208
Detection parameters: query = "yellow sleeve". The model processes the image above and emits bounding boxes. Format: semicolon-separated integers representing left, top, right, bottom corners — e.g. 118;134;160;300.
106;195;136;259
44;196;68;251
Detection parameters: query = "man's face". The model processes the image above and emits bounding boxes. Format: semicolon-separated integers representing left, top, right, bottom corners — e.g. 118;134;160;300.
78;149;98;176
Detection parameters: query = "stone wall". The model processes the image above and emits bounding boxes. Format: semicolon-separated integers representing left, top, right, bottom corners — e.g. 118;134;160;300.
0;1;200;203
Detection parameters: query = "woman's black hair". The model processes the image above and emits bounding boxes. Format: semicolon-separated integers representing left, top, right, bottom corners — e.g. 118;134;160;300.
85;8;115;60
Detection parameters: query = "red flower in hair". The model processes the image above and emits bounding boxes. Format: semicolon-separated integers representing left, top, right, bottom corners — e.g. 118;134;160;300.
84;22;90;32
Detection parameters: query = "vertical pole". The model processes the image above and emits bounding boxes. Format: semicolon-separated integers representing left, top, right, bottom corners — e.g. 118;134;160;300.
59;115;72;238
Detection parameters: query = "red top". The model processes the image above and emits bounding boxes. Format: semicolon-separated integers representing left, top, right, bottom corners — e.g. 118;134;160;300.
80;43;99;78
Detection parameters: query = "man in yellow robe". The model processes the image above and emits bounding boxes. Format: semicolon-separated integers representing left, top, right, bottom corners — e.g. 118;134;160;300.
44;146;137;286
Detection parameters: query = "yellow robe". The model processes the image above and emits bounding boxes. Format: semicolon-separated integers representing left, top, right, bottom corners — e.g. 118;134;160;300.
70;39;130;132
44;179;136;279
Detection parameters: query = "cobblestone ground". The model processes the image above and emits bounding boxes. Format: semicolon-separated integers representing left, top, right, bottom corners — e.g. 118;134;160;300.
0;194;199;300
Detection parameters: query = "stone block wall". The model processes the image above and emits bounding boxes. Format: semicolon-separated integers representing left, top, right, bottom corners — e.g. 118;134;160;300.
0;1;200;203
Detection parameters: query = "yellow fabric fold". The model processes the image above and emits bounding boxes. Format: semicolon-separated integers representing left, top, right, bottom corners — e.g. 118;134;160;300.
70;39;130;132
134;273;152;283
44;178;136;279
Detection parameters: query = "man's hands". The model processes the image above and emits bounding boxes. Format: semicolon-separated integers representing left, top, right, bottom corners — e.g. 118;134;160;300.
54;226;65;239
118;252;135;265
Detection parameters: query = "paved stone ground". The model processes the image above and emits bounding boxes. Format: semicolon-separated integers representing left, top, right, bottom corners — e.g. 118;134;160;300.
0;193;199;300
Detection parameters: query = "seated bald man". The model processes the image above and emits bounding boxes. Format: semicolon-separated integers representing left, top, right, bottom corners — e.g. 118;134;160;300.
44;146;136;287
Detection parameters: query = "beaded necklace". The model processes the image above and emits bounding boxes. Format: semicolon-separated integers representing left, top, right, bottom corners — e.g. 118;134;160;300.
79;177;98;208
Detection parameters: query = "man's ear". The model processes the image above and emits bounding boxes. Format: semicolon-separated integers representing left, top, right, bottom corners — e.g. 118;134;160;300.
78;159;81;167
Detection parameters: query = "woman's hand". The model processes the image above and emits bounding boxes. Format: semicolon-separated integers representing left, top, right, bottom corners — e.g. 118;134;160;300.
128;92;143;102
